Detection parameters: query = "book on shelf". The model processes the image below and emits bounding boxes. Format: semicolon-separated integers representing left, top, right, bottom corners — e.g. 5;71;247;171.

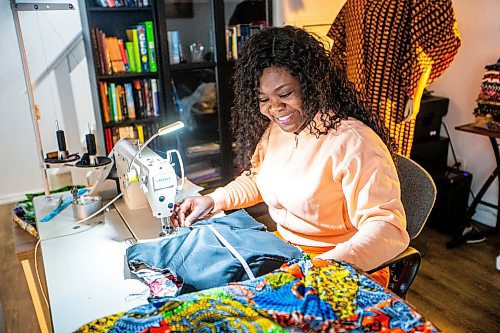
136;24;150;72
143;20;157;72
117;39;130;72
119;85;129;120
91;28;104;74
125;41;136;72
99;30;112;74
133;79;145;118
104;128;113;152
124;83;136;119
109;83;118;122
136;124;145;143
143;79;151;116
151;78;159;116
99;82;111;123
167;31;180;64
126;28;142;73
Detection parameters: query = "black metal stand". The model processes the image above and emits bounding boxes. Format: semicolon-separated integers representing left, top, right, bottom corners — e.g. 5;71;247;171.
446;124;499;248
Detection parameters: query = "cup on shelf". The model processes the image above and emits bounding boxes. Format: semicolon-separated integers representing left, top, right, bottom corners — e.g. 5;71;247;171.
189;43;205;63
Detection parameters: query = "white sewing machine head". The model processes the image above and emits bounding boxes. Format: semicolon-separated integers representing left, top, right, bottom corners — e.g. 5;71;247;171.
113;138;184;235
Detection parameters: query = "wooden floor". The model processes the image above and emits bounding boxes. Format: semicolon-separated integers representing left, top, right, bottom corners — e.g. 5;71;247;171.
0;202;498;332
0;204;40;333
406;224;500;332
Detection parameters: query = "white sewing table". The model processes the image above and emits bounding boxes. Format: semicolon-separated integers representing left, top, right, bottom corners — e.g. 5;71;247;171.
33;193;149;333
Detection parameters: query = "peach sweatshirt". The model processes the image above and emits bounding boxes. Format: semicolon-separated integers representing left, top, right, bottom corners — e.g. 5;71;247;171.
208;117;410;270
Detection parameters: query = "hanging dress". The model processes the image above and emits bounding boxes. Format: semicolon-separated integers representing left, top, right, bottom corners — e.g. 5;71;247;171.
328;0;461;156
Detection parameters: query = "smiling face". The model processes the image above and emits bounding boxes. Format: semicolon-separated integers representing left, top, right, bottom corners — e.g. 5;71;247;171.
258;67;307;134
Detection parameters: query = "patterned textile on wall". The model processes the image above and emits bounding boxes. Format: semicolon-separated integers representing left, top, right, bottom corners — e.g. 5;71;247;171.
328;0;461;156
76;258;439;332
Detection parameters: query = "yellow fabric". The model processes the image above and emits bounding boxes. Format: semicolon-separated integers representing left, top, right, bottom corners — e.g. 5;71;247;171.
328;0;461;156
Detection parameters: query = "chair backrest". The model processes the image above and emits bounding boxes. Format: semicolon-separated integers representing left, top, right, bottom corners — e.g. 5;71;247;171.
395;154;437;239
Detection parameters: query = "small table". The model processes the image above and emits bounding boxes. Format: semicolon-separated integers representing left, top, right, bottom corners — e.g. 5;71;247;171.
452;123;500;243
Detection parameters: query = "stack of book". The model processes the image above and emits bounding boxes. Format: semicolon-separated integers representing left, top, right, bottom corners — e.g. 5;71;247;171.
225;23;267;61
98;79;160;123
104;122;159;154
92;21;157;75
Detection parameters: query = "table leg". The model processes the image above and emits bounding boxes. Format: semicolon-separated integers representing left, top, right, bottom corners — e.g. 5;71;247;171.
20;259;51;333
446;136;499;248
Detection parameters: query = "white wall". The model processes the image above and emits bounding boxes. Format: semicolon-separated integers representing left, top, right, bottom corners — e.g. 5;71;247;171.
273;0;344;47
429;0;500;227
275;0;499;226
0;0;96;203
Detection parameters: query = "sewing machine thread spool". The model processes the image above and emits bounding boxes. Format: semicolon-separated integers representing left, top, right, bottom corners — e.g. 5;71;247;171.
85;132;98;165
56;129;67;160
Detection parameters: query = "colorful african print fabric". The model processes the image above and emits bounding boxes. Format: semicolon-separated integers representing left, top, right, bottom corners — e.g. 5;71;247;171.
328;0;461;156
76;258;438;332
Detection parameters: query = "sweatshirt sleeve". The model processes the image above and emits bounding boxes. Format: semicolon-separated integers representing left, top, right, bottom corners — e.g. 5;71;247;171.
207;128;269;212
319;128;410;271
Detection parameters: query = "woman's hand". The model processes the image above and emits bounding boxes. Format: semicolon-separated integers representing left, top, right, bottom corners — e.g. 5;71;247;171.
171;196;215;227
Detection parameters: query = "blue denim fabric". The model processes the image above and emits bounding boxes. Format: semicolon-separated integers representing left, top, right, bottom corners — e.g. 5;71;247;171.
126;209;304;294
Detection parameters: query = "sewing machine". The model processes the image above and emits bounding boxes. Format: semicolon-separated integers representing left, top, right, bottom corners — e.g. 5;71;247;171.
113;138;184;238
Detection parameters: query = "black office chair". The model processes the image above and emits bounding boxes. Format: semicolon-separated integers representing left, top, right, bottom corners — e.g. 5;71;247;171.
367;154;436;298
247;154;436;298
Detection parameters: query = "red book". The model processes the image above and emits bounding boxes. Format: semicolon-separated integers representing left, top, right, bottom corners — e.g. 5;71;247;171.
104;128;113;153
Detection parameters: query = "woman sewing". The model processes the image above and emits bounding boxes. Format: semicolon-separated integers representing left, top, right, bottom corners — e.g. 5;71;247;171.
172;26;409;286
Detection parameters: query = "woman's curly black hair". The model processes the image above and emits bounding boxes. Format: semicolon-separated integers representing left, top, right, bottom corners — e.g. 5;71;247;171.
231;25;393;171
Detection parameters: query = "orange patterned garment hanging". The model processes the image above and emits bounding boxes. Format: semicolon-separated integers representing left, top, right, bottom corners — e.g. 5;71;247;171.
328;0;461;156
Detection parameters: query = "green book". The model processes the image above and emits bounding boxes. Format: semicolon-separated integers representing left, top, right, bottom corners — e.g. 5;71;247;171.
136;24;149;72
143;21;157;72
126;28;142;73
109;83;118;122
125;41;136;72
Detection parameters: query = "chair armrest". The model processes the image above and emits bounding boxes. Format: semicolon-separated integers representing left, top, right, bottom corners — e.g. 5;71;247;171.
367;247;422;298
367;247;420;273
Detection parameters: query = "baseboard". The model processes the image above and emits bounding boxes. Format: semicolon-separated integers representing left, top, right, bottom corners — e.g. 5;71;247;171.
0;189;40;205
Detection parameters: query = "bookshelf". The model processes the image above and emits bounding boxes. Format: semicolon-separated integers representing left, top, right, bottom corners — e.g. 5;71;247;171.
80;0;272;187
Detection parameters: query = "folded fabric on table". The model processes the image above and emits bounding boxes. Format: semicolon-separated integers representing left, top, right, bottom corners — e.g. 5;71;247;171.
77;258;439;333
126;209;304;296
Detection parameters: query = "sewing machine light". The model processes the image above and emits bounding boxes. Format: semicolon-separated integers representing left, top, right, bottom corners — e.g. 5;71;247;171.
128;121;184;172
157;121;184;136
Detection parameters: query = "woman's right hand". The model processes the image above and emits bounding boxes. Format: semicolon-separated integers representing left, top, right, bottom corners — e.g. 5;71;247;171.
171;196;215;227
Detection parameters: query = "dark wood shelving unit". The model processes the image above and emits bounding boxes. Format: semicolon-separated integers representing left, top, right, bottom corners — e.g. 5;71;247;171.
80;0;272;187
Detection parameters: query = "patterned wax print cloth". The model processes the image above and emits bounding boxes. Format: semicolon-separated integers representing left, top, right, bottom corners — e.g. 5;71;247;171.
328;0;461;156
474;59;500;131
77;258;438;333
